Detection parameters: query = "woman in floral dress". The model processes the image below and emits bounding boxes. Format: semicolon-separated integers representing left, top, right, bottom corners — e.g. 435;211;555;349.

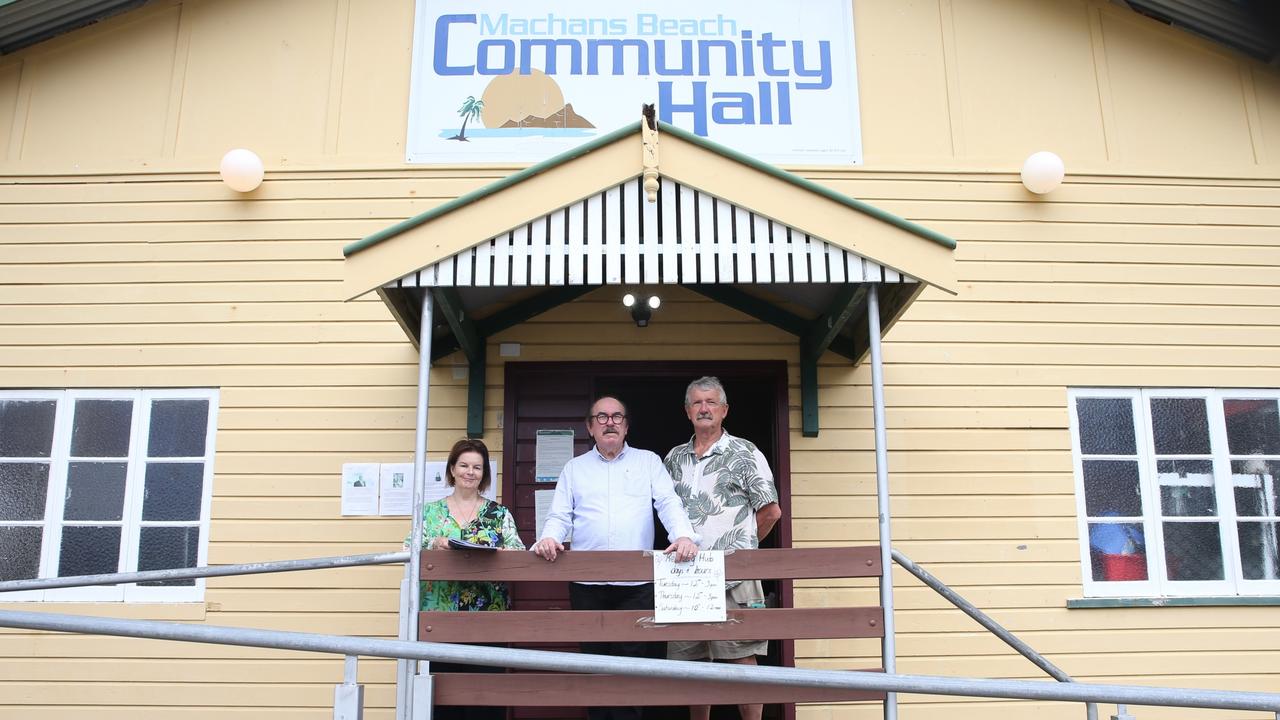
417;438;523;720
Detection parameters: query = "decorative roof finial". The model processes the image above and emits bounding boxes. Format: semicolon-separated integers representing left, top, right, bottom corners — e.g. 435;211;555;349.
641;105;660;203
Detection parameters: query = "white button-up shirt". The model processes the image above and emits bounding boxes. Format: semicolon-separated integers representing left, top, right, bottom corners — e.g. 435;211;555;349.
539;443;697;585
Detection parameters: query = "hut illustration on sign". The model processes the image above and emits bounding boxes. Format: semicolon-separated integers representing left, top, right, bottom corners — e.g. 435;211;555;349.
443;69;595;141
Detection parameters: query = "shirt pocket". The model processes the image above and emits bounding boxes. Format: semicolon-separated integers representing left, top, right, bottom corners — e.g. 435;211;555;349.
620;468;651;498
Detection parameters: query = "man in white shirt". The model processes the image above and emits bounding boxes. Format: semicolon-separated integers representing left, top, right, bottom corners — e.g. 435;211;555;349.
534;395;698;720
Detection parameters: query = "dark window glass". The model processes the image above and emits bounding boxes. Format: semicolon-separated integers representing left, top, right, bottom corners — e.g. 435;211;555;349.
63;462;127;521
1233;459;1280;518
137;526;200;586
0;400;57;458
1076;398;1136;455
1082;460;1142;516
142;463;205;521
1237;522;1280;580
58;526;121;577
1150;398;1210;455
0;526;42;581
1224;399;1280;456
1162;522;1223;581
147;400;209;458
70;400;133;457
0;463;50;521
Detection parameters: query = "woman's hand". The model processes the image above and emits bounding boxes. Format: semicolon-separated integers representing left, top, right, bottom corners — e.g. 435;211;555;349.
429;537;449;550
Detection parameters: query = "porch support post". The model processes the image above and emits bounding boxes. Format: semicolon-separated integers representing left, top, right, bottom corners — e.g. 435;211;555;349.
400;290;435;720
433;288;485;438
867;283;898;720
800;356;819;438
799;284;867;437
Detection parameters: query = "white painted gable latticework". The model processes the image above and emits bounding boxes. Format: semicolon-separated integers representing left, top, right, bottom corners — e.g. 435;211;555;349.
387;177;917;289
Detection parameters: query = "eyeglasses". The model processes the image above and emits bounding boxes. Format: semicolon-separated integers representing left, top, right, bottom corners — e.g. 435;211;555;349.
591;412;627;425
689;400;722;408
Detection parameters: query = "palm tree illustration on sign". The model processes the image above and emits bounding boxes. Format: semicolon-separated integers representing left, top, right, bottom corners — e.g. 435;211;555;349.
450;96;484;142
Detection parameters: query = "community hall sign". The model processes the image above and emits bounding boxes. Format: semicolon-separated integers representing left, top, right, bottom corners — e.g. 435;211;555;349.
406;0;862;165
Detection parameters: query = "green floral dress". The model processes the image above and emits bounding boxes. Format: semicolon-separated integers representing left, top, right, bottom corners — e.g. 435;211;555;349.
419;497;525;611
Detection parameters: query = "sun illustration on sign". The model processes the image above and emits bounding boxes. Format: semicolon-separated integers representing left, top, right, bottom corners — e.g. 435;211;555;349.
443;69;595;142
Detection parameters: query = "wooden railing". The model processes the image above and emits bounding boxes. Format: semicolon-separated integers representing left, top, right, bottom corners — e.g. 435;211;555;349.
419;546;887;707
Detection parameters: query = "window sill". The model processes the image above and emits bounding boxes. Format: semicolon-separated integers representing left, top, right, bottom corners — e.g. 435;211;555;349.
1068;596;1280;608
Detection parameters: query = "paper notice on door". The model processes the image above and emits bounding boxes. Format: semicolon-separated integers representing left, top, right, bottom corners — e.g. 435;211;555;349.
653;551;727;623
535;429;575;482
534;488;571;543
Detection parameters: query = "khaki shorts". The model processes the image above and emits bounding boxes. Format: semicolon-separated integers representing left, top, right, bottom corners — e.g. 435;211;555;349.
667;580;769;661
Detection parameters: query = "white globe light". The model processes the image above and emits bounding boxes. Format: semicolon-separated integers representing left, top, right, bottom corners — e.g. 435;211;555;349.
647;295;661;309
220;148;264;192
622;293;636;307
1020;151;1065;195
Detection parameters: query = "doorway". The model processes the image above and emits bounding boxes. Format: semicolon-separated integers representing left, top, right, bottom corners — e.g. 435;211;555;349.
501;360;792;720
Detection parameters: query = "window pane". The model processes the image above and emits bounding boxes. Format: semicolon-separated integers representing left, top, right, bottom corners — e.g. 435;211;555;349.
137;526;200;586
1232;459;1280;518
1076;398;1136;455
0;463;50;521
1162;522;1223;581
0;526;42;581
1237;522;1280;580
1224;399;1280;455
64;462;127;521
1088;522;1146;581
0;400;57;458
1150;397;1210;455
142;463;204;521
58;526;121;577
70;399;133;457
1157;459;1216;516
147;400;209;458
1082;460;1143;516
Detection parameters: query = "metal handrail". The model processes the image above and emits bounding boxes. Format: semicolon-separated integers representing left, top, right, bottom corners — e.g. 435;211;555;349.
892;548;1098;720
0;551;410;593
0;609;1277;712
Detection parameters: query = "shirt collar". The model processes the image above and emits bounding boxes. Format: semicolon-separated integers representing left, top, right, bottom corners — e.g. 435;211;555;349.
681;429;733;461
593;442;630;462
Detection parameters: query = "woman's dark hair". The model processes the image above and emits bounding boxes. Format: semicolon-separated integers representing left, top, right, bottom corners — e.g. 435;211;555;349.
446;438;492;493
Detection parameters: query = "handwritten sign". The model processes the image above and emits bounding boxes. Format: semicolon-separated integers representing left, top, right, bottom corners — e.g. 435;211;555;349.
653;550;726;623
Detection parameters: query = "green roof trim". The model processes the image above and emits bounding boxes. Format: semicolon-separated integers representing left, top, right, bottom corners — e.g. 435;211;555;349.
343;122;642;257
657;122;956;251
345;120;956;258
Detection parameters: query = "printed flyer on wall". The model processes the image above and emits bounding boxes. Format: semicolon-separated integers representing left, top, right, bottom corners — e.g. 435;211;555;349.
407;0;861;165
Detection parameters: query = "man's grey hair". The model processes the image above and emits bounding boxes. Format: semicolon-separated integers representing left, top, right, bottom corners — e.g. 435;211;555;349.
684;376;728;407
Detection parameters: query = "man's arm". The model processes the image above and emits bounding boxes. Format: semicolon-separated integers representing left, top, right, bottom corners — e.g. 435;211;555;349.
755;502;781;541
649;454;699;546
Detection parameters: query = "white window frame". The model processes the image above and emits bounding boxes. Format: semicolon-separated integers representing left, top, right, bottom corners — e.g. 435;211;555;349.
1068;387;1280;598
0;388;218;602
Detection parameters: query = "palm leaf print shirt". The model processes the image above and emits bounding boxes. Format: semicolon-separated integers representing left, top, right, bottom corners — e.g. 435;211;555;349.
664;430;778;556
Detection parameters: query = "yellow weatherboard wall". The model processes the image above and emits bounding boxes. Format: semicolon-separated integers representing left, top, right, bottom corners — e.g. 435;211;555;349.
1;0;1279;719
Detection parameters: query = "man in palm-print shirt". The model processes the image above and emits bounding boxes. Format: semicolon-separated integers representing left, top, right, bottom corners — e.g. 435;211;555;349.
664;376;782;720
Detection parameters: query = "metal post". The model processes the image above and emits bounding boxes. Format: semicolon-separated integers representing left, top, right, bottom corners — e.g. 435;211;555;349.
413;660;434;720
399;290;435;720
867;284;897;720
334;654;364;719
